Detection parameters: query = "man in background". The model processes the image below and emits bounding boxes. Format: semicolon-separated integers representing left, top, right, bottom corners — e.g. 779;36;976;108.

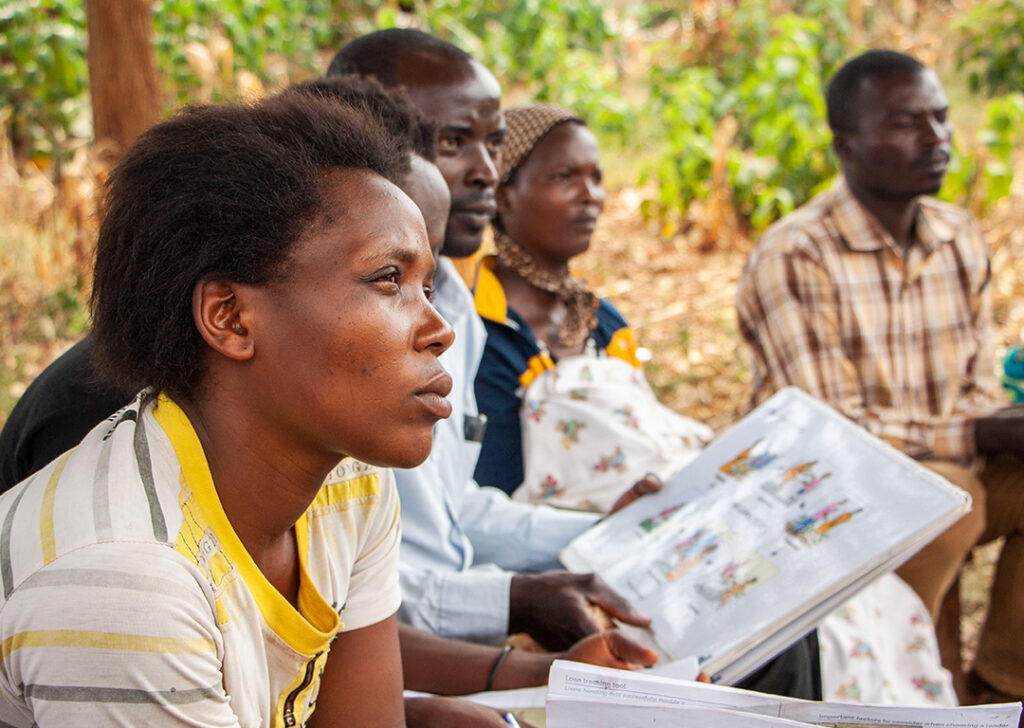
736;49;1024;702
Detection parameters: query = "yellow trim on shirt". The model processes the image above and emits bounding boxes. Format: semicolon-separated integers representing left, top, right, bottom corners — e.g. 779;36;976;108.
153;394;339;656
310;475;380;512
2;629;216;658
39;452;72;565
518;352;557;390
608;328;641;368
473;256;508;324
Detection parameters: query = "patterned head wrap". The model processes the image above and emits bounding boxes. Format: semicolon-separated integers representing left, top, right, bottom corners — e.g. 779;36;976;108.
495;104;599;348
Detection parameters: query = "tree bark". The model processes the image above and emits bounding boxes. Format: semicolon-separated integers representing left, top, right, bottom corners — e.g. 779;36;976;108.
85;0;160;163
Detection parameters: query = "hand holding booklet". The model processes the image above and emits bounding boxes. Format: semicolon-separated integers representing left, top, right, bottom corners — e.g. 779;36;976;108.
546;661;1022;728
559;387;971;684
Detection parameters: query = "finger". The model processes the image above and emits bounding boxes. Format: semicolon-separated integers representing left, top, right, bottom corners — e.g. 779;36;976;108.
586;580;651;627
604;630;658;668
635;473;663;495
609;474;662;514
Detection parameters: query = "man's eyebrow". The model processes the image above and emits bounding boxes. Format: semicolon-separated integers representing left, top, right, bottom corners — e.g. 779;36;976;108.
438;123;472;135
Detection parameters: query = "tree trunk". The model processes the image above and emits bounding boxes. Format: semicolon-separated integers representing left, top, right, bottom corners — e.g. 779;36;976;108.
85;0;160;164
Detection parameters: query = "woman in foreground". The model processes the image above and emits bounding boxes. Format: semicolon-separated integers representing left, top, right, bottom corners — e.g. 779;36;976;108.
0;91;452;726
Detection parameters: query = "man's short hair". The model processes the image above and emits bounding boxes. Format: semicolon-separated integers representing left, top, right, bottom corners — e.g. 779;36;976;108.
826;49;926;132
326;28;472;87
90;92;408;400
287;74;437;162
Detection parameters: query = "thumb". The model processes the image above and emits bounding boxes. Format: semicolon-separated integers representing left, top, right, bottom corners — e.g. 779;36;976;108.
604;630;659;668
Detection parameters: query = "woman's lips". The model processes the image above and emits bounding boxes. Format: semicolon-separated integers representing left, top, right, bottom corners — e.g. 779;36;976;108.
415;372;454;420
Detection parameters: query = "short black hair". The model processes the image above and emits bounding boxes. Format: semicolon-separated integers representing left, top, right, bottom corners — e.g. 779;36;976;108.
826;49;926;132
286;74;437;161
326;28;472;87
90;91;407;399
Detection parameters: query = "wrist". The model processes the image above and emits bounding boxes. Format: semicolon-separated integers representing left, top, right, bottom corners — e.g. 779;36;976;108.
486;645;514;691
975;416;1003;455
508;573;535;634
491;647;556;690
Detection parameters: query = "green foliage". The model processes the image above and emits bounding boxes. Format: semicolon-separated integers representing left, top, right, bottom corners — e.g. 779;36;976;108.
152;0;343;105
409;0;614;85
955;0;1024;97
641;2;847;233
940;93;1024;213
640;64;721;222
379;0;632;139
1;0;352;160
0;0;90;162
3;0;1022;234
728;13;838;229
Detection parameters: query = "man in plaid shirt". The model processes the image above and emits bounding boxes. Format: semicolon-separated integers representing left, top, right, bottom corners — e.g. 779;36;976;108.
736;49;1024;703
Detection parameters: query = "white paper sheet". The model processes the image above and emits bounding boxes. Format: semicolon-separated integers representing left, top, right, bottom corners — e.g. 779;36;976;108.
546;661;1022;728
560;388;971;682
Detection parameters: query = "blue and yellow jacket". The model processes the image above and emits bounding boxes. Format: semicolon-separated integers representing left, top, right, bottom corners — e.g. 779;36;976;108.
472;255;639;494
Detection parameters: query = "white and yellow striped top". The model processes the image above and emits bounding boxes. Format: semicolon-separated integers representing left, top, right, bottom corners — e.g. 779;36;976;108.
0;393;401;727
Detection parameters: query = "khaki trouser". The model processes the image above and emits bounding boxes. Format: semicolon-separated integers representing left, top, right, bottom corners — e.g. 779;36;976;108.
895;454;1024;696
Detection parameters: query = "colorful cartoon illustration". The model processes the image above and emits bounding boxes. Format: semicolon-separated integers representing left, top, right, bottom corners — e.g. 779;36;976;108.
786;498;863;546
695;551;777;607
762;461;832;506
834;677;862;701
662;526;723;582
524;399;545;423
906;636;929;653
556;419;585;449
849;640;875;659
639;502;686;533
800;471;832;495
719;440;778;479
539;474;563;500
594;446;627;474
782;461;816;482
614;404;640;429
569;388;588;400
911;677;945;701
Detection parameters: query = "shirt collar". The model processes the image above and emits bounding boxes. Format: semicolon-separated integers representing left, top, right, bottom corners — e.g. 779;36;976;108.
473;255;509;324
830;177;956;257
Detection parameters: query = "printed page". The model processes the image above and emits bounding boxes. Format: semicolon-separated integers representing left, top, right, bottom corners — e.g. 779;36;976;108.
547;662;1022;728
560;388;969;679
547;696;817;728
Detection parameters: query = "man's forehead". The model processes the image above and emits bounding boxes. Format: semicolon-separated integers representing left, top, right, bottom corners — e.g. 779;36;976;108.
396;59;501;111
858;69;947;113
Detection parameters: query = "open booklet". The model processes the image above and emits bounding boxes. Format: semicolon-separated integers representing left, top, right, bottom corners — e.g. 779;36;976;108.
547;661;1022;728
559;387;971;684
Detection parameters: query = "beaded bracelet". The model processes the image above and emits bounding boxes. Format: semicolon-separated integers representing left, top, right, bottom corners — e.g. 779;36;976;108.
485;644;514;691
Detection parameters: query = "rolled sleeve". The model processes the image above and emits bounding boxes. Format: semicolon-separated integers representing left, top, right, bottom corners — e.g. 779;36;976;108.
397;561;513;644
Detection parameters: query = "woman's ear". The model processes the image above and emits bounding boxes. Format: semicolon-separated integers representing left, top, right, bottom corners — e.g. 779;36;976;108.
191;279;255;361
496;184;512;217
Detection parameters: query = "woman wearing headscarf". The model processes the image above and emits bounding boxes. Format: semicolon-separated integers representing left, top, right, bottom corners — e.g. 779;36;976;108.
472;104;710;508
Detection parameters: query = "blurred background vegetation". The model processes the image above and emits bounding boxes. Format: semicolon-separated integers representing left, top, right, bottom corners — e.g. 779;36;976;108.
1;0;1023;423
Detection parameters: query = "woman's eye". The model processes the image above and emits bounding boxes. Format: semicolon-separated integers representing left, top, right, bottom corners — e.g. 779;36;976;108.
438;135;461;152
423;285;435;302
371;268;400;289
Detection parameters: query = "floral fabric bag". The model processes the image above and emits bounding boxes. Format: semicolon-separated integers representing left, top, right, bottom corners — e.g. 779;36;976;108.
514;355;713;512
